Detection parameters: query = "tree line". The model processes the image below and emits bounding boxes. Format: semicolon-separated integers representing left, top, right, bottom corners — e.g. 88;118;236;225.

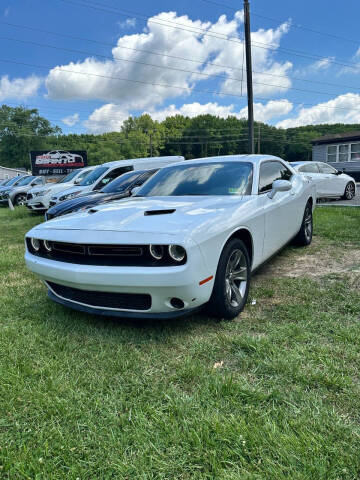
1;104;359;170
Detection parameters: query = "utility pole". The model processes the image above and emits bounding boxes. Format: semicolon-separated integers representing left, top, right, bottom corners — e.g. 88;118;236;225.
244;0;254;154
149;133;153;157
257;124;261;153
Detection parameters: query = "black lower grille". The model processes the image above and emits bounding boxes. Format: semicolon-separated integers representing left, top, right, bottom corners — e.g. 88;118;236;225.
27;194;33;200
47;282;151;310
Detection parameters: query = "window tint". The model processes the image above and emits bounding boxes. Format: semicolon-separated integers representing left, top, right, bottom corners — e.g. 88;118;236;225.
94;166;133;190
59;170;81;183
298;163;319;173
80;166;108;186
137;162;253;197
101;170;145;193
16;176;36;186
259;161;292;193
318;163;337;174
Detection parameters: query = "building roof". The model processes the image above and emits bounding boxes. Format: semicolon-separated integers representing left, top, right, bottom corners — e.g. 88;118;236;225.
312;131;360;145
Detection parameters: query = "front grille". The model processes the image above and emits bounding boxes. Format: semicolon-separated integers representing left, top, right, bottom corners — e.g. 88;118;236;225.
47;282;151;310
49;201;56;207
26;239;186;266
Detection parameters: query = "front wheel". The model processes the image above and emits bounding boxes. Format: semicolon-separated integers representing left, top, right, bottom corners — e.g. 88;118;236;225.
342;182;355;200
208;238;251;319
294;202;313;246
14;193;27;206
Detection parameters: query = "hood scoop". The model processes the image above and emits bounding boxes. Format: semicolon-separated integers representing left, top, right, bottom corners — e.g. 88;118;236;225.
144;209;176;216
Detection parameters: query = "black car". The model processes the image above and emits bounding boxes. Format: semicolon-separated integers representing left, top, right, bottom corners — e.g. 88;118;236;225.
45;169;157;220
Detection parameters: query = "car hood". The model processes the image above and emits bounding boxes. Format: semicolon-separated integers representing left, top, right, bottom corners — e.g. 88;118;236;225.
37;195;249;235
29;182;74;195
48;192;107;213
52;185;87;199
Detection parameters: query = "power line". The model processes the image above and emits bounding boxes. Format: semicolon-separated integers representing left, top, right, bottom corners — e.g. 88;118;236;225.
2;20;360;93
196;0;360;45
3;34;358;99
55;0;360;69
3;57;360;115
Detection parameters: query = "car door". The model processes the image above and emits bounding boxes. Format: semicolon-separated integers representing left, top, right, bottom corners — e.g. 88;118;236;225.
258;160;301;259
317;163;344;196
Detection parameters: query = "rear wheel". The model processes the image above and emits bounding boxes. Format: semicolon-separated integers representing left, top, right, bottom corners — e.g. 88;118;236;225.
294;202;313;246
342;182;355;200
14;193;27;206
208;238;251;319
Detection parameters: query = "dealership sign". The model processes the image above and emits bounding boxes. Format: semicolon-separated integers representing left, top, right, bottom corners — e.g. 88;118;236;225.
30;150;87;175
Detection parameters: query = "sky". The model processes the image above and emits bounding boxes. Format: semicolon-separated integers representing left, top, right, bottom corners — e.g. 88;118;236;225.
2;0;360;134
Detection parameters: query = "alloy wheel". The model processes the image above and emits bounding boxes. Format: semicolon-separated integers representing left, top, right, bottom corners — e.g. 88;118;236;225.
345;183;355;200
225;249;248;307
304;206;313;242
15;194;27;206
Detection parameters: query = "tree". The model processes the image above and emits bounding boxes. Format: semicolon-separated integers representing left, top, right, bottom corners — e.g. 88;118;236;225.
0;105;61;169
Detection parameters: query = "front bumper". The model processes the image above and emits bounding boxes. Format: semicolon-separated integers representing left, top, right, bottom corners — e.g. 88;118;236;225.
25;245;214;317
27;195;51;211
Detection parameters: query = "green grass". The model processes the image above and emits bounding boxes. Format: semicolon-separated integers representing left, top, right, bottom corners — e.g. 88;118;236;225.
0;206;359;479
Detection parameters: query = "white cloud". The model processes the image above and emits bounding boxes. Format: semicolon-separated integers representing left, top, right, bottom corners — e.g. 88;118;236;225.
276;93;360;128
118;18;136;28
85;99;292;133
61;113;80;126
46;10;292;109
0;75;42;101
84;104;130;133
239;99;293;122
296;57;334;77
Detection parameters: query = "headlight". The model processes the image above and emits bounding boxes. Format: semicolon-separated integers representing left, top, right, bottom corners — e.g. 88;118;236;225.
59;191;81;201
43;240;52;252
149;244;164;260
30;238;41;252
36;189;51;196
168;245;186;262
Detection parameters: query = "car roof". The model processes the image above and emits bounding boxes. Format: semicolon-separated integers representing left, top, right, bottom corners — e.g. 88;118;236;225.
160;154;286;169
94;156;183;169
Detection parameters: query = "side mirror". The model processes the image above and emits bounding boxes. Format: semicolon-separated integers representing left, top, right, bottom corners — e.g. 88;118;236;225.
268;179;292;199
74;179;80;185
335;170;343;175
130;186;141;196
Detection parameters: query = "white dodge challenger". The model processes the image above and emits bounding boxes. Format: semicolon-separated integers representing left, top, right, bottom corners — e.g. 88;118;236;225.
25;155;316;319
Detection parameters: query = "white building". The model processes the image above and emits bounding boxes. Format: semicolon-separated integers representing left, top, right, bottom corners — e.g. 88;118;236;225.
0;166;28;181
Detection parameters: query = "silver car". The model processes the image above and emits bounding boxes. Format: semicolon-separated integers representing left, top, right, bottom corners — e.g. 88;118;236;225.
1;176;45;206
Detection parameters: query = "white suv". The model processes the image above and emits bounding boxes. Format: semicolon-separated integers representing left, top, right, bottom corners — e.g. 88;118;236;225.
26;166;95;211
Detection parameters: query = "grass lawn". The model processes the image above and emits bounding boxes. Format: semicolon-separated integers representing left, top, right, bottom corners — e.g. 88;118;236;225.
0;206;359;479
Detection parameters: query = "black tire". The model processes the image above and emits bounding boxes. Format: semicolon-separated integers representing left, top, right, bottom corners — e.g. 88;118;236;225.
294;201;313;246
342;182;355;200
208;238;251;319
14;193;27;206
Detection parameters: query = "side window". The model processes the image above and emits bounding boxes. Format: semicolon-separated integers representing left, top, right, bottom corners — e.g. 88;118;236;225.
299;163;319;174
258;161;292;193
318;163;337;174
33;178;43;185
94;166;133;190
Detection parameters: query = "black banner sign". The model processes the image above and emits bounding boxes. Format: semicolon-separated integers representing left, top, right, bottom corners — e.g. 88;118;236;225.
30;150;87;175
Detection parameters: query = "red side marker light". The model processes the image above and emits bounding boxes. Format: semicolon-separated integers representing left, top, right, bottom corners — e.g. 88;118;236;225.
199;275;214;286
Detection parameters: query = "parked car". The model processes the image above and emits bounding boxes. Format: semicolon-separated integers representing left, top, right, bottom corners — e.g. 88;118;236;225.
25;155;316;320
26;166;95;212
0;174;28;194
292;161;357;200
45;169;158;220
49;156;185;206
1;176;45;206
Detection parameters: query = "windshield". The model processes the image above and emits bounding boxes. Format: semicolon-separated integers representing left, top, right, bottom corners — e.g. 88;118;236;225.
59;170;81;183
2;176;24;187
137;162;253;197
16;176;36;186
101;171;145;193
79;166;108;186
